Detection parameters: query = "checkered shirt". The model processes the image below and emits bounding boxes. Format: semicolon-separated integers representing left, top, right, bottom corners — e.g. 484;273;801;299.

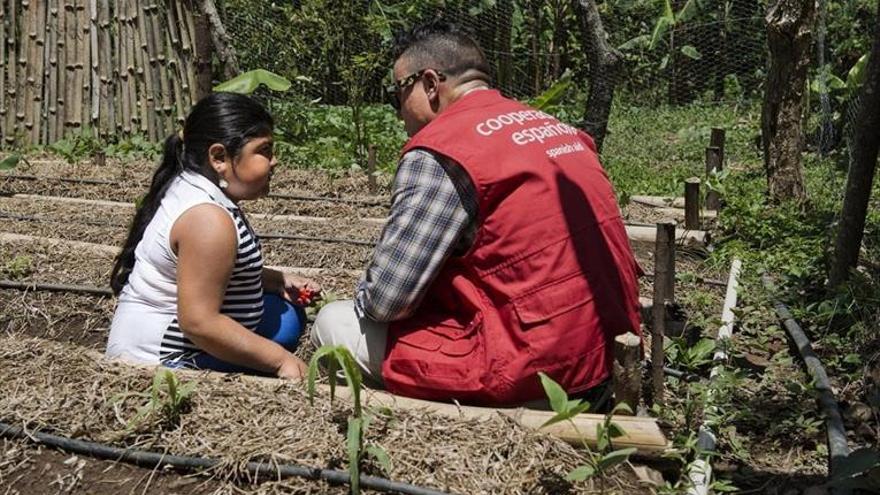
355;149;478;322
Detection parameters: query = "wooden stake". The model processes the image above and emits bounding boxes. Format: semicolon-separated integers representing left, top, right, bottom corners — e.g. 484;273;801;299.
613;331;642;414
191;2;212;101
651;222;675;405
705;146;722;210
710;127;726;165
32;0;47;144
55;0;66;140
21;0;36;144
88;0;99;130
367;144;378;194
97;0;113;137
132;0;154;140
63;0;77;134
684;177;701;230
72;0;86;129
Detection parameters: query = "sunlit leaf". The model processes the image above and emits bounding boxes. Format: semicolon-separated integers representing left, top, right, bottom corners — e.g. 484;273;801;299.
347;417;363;495
566;464;597;482
365;444;393;474
214;69;292;94
538;372;568;415
0;154;20;170
681;45;702;60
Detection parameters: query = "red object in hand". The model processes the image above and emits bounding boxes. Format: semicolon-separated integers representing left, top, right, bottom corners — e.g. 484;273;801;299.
294;287;316;306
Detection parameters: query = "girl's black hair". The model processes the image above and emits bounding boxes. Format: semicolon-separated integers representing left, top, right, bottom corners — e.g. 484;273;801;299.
110;92;274;295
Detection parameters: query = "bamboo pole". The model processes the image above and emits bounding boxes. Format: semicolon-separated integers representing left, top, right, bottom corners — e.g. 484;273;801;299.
166;14;186;127
63;0;77;134
132;0;154;140
72;0;86;129
4;1;16;145
97;0;113;137
54;0;66;140
149;2;172;134
174;0;196;105
0;0;7;144
88;0;99;131
40;0;54;144
32;0;47;144
118;0;131;135
21;0;34;143
79;0;91;134
126;0;138;134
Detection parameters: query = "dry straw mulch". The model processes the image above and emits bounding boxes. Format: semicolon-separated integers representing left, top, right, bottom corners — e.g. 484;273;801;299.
0;336;648;494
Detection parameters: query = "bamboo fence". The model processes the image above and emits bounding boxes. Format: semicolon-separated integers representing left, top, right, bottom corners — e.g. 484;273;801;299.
0;0;202;147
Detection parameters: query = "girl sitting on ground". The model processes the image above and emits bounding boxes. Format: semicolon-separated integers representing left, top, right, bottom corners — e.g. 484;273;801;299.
106;92;319;379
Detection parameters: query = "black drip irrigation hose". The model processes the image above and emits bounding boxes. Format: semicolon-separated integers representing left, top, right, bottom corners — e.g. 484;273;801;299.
0;422;450;495
762;274;852;494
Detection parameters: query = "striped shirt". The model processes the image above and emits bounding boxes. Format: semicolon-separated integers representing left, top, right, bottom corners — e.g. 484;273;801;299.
107;171;264;365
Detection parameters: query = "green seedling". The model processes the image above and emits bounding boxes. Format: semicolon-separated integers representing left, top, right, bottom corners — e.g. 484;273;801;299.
307;345;391;494
115;369;196;432
3;255;33;280
538;372;636;492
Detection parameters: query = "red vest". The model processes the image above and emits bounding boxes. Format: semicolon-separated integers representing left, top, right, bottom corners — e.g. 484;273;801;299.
382;90;641;405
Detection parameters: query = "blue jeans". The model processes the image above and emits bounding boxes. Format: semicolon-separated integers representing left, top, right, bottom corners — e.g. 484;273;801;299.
185;293;306;374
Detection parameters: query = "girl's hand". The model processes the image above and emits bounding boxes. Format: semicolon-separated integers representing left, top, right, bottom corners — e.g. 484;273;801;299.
280;273;322;306
276;354;308;380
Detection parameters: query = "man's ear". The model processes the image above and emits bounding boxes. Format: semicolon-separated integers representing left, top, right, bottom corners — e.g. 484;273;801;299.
423;69;442;102
208;143;227;176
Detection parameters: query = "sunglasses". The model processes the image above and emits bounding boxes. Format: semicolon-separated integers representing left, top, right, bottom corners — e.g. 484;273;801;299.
385;69;447;112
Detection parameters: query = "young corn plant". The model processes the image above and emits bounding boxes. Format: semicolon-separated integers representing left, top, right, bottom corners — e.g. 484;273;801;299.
538;372;636;493
117;369;197;432
307;345;391;495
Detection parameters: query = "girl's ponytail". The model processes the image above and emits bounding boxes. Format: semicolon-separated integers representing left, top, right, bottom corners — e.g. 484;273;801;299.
110;133;183;295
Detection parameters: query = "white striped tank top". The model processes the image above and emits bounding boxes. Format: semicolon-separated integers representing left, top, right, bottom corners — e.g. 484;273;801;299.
106;170;264;365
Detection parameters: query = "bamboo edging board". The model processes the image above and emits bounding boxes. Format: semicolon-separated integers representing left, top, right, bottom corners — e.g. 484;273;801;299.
92;352;669;454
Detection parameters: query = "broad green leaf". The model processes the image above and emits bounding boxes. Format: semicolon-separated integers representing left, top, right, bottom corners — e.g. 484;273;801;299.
675;0;699;23
0;154;20;170
659;54;670;71
662;0;674;21
650;17;673;50
365;444;393;474
213;69;292;94
347;417;363;495
607;421;626;439
846;54;869;92
538;372;568;415
532;70;572;111
681;45;702;60
598;447;637;471
618;34;651;51
307;345;342;405
334;347;364;417
566;464;597;482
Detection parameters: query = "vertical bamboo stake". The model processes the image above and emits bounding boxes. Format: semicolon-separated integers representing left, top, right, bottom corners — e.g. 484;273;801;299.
31;0;47;144
651;222;675;406
165;3;186;126
89;0;99;131
71;0;86;130
613;332;642;414
4;1;16;145
18;0;32;144
125;0;138;135
0;0;7;144
705;146;722;210
191;1;212;101
45;1;58;144
147;2;170;137
118;0;130;135
77;0;90;134
684;177;701;230
63;0;77;134
55;0;67;140
133;0;154;140
174;0;194;105
97;0;113;137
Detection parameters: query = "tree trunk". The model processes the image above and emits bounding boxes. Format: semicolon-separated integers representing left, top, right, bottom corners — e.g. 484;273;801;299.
190;0;213;100
761;0;814;203
573;0;622;152
199;0;238;80
828;0;880;289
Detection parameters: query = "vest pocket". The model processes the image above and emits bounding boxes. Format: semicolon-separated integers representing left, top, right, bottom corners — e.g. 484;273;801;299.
512;274;594;325
396;314;482;357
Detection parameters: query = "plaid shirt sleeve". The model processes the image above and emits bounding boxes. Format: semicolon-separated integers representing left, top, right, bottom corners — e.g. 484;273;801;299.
354;149;478;322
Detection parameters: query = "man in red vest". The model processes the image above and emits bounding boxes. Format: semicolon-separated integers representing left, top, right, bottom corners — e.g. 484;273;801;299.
312;20;642;406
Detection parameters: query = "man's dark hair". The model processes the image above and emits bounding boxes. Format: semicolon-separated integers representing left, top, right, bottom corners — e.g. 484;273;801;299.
392;19;492;82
